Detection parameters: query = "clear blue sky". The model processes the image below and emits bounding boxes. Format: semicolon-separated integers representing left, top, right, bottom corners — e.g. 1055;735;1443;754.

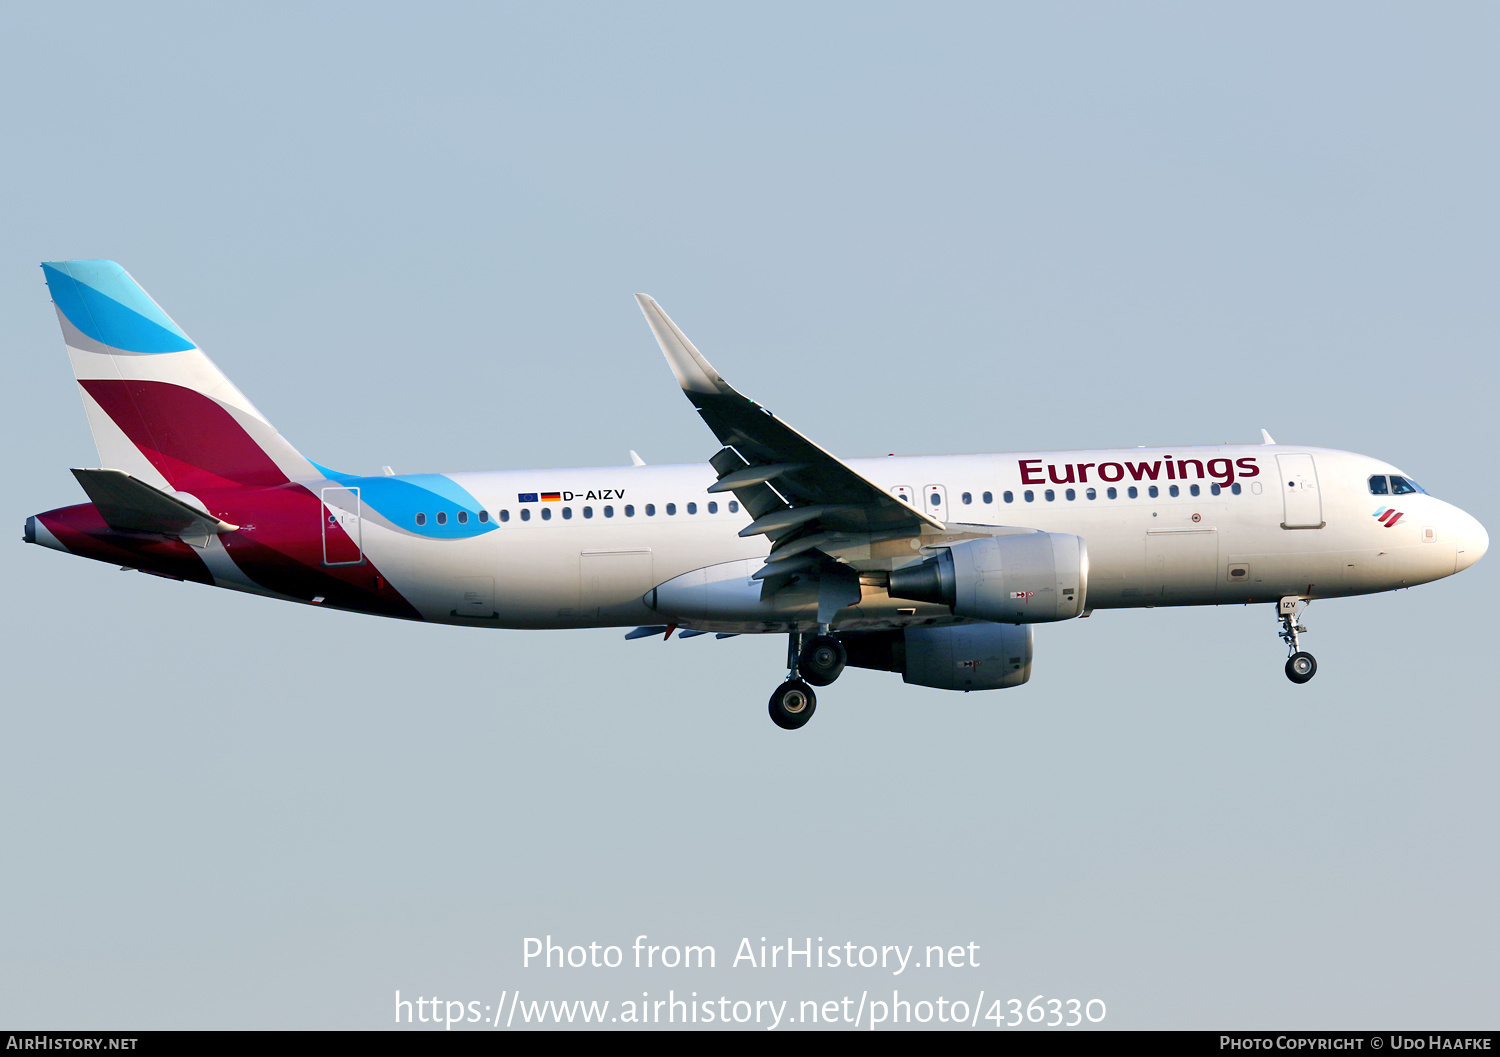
2;1;1495;1029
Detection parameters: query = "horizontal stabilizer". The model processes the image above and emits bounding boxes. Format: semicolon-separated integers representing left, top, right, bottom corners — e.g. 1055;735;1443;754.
71;468;238;537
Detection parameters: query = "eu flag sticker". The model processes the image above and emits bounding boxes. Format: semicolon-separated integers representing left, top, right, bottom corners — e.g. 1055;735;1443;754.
518;493;539;503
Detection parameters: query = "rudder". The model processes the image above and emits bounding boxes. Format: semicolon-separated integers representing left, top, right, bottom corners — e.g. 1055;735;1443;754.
43;260;317;493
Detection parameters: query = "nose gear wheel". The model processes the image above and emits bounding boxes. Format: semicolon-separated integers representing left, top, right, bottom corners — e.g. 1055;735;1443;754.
1277;597;1316;684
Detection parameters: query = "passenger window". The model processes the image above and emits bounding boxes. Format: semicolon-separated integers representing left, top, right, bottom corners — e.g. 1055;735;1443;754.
1002;491;1013;504
646;504;656;516
415;512;427;526
1169;485;1179;498
499;510;509;522
665;503;676;515
457;510;468;524
1065;488;1076;501
624;505;635;517
1148;486;1159;498
1085;488;1096;500
541;508;552;521
1107;487;1118;499
1369;475;1389;495
1231;483;1242;495
687;502;697;514
729;501;739;513
1189;484;1200;497
1390;476;1417;495
983;491;993;504
961;492;972;505
1024;490;1034;502
1129;486;1139;499
1210;484;1221;495
1045;489;1055;502
929;493;941;506
521;509;531;521
562;507;572;519
478;510;489;523
707;501;718;513
583;506;593;518
604;506;613;517
436;511;448;525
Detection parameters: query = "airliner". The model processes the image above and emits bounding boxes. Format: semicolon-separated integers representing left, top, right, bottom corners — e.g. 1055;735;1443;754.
25;261;1488;729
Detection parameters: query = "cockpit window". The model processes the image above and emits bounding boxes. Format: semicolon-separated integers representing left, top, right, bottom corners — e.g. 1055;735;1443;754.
1390;476;1421;495
1369;475;1389;495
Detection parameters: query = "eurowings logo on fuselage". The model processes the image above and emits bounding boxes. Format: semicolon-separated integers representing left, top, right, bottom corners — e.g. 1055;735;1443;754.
1374;507;1405;527
1017;456;1263;487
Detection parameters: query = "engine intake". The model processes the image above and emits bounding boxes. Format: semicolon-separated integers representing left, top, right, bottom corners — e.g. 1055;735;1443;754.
888;532;1089;623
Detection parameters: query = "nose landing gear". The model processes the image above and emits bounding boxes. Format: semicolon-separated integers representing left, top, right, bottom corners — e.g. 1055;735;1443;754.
1278;597;1317;684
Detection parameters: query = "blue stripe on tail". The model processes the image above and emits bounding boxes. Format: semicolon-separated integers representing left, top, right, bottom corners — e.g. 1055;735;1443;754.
42;260;196;353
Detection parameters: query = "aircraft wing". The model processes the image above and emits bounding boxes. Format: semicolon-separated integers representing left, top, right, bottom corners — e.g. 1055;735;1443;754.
636;295;943;564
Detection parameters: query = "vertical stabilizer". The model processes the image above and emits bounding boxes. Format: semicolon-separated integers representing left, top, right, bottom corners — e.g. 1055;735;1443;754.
42;260;317;492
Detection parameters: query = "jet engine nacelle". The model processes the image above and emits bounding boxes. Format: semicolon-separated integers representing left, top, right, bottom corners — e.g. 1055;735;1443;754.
888;532;1089;623
842;623;1034;691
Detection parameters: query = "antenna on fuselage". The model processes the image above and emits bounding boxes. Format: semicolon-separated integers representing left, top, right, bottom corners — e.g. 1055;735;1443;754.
1260;429;1277;445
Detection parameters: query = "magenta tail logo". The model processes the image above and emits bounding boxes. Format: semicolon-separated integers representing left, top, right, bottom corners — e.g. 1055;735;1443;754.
1373;506;1405;527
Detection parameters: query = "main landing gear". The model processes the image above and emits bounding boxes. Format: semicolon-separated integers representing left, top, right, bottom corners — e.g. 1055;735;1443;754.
767;630;849;730
1278;596;1317;684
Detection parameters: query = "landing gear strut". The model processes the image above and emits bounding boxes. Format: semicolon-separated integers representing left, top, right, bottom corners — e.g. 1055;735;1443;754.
768;630;839;729
1278;597;1317;684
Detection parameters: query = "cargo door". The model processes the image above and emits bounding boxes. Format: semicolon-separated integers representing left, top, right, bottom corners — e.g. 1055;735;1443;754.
580;549;654;619
1145;528;1220;600
453;576;496;619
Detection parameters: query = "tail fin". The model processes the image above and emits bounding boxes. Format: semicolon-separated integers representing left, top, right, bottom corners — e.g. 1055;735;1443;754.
42;260;317;493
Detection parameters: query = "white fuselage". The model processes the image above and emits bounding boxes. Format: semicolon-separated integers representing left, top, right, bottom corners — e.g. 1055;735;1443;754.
347;444;1485;632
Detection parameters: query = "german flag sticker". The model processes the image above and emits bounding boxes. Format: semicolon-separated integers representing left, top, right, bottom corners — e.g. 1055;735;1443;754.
541;492;562;502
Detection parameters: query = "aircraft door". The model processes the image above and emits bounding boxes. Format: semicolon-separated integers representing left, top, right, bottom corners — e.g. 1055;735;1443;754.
924;484;947;518
1276;454;1324;529
581;549;654;619
453;576;496;619
1145;528;1219;600
321;486;363;565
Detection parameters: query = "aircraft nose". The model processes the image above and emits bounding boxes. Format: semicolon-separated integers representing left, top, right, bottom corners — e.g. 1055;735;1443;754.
1454;510;1488;573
